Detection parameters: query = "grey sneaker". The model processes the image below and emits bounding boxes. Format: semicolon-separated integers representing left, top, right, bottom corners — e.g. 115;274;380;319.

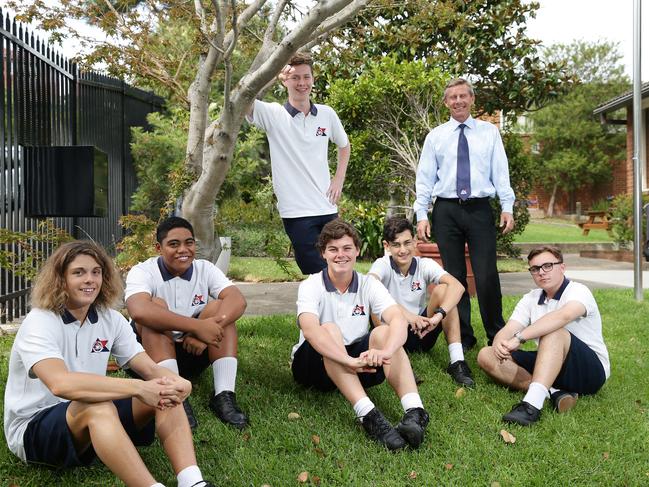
361;408;406;451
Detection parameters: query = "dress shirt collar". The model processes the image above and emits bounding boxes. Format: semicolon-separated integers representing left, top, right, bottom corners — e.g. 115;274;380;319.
449;115;476;130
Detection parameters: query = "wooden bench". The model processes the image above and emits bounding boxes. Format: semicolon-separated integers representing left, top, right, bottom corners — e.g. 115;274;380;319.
578;210;613;236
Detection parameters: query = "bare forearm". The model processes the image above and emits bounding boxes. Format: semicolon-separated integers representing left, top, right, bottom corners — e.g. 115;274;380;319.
214;294;247;327
303;329;351;366
49;373;142;403
129;304;198;334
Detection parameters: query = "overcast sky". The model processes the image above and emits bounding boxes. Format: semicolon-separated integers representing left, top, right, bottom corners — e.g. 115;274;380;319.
9;0;648;81
526;0;648;80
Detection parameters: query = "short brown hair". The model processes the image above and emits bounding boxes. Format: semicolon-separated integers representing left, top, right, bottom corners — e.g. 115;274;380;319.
444;78;475;100
288;52;313;70
31;241;123;312
527;245;563;262
317;219;361;253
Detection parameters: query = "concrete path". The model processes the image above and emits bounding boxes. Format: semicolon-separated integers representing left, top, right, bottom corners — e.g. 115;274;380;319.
239;254;649;316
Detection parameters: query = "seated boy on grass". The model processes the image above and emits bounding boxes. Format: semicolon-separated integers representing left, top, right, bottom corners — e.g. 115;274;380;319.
125;216;248;430
4;241;214;487
369;216;474;387
291;218;429;451
477;245;610;426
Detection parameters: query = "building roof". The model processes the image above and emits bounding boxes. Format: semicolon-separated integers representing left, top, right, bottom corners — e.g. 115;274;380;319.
593;81;649;115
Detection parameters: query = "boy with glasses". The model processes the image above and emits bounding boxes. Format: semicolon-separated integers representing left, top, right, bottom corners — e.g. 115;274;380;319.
369;217;474;387
477;246;610;426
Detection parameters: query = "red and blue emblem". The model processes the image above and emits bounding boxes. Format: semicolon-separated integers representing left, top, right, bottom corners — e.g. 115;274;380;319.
315;126;327;137
192;294;206;306
411;281;422;291
352;304;366;316
91;338;109;353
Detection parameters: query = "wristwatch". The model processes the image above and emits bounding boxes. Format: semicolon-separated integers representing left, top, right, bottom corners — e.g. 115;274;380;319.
433;307;447;319
514;330;526;344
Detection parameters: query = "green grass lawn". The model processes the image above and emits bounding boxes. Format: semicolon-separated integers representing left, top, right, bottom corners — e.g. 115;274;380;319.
1;289;648;485
515;219;613;243
229;257;526;282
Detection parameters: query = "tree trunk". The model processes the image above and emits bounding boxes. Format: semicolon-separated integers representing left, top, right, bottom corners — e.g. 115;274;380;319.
547;182;559;218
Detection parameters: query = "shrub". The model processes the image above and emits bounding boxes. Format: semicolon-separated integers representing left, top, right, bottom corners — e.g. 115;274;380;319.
338;200;386;260
609;193;649;249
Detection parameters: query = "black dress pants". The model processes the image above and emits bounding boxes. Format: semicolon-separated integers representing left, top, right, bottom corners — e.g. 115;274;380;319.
431;197;505;347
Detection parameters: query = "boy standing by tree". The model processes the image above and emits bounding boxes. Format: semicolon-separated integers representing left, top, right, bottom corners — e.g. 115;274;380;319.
126;217;248;430
369;217;474;387
247;52;351;274
292;219;429;450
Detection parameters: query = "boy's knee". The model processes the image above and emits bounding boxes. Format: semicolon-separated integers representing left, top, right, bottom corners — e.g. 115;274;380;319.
68;400;119;428
477;346;495;371
369;325;389;347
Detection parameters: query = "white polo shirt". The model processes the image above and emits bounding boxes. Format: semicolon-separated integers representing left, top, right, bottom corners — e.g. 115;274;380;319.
369;255;447;315
292;269;396;358
125;257;234;340
4;306;144;461
248;100;349;218
509;279;610;378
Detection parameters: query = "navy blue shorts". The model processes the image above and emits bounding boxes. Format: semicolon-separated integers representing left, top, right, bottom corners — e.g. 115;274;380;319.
511;332;606;394
403;308;444;353
292;332;386;392
282;213;337;275
23;398;155;469
130;320;211;379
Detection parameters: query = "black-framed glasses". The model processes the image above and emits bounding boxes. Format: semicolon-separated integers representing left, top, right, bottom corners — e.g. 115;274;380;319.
528;261;563;274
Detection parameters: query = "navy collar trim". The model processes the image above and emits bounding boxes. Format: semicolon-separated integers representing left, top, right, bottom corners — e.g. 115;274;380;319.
284;101;318;117
538;278;570;305
322;268;359;293
157;256;193;282
61;306;98;324
389;256;417;276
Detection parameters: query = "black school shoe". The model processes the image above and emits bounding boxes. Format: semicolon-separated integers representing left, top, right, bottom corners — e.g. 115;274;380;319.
396;407;430;449
190;481;216;487
551;390;579;413
183;399;198;430
361;408;406;451
502;401;541;426
446;360;475;388
208;391;248;429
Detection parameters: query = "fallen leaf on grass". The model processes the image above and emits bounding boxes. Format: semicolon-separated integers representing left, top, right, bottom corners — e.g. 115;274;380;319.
312;475;321;485
288;412;301;420
491;482;502;487
242;432;251;441
261;484;271;487
603;452;610;460
499;429;516;444
445;463;454;470
312;434;320;445
313;447;326;458
297;471;309;483
455;387;466;398
408;471;418;479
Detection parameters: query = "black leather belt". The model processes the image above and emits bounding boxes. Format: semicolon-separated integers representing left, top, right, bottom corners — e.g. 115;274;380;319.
436;197;490;205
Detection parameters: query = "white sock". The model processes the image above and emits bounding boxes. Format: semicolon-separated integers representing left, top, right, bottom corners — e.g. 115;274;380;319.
448;342;465;364
353;397;375;419
400;392;424;412
150;483;165;487
549;386;559;395
212;357;238;395
177;465;203;487
523;382;550;410
157;359;179;374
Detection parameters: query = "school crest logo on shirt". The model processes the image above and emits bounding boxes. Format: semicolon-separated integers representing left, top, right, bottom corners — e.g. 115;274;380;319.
191;294;206;306
351;304;366;316
315;126;327;137
411;281;422;292
91;338;109;353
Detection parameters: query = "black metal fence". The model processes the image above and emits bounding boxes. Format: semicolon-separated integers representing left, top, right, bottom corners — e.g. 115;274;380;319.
0;9;165;323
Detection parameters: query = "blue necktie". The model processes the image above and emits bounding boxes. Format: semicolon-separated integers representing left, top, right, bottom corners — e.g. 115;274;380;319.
456;123;471;201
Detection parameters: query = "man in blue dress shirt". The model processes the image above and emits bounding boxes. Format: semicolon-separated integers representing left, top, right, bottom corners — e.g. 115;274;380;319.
413;78;515;350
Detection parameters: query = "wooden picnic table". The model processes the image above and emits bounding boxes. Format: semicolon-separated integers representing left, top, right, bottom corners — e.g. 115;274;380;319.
578;210;612;236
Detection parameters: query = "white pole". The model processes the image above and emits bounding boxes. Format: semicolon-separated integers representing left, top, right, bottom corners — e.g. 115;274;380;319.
632;0;643;301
